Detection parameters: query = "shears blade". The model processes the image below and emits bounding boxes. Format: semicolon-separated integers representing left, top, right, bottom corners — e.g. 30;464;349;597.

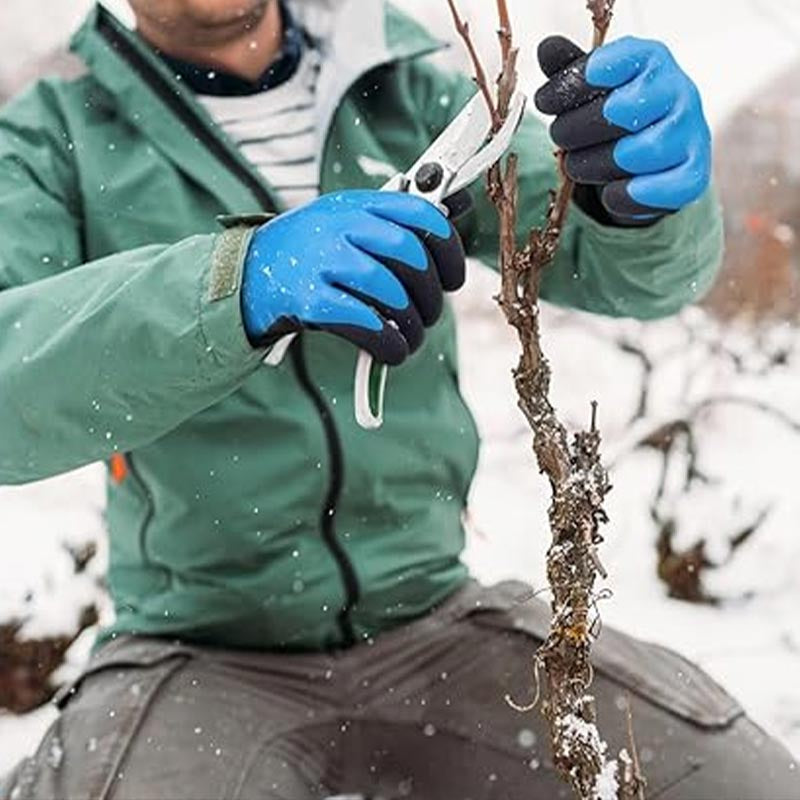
447;90;527;195
402;92;495;186
387;89;527;204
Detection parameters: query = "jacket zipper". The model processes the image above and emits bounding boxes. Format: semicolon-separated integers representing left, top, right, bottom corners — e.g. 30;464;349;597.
97;13;360;648
124;453;175;596
125;453;155;565
290;340;359;647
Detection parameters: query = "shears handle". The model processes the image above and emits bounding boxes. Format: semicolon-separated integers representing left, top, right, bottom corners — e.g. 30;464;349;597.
354;351;389;430
266;334;389;430
351;170;443;431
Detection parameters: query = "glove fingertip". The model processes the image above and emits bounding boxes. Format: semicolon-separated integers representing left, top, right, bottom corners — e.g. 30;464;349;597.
438;229;467;293
342;320;409;367
537;34;586;78
442;188;473;222
377;324;410;367
564;150;594;185
533;84;556;116
600;181;666;226
441;269;466;294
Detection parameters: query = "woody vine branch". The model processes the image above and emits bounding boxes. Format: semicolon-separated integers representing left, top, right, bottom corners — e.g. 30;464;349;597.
444;1;646;798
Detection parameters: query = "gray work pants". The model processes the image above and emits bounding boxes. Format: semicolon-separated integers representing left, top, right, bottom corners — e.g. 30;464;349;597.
2;581;798;799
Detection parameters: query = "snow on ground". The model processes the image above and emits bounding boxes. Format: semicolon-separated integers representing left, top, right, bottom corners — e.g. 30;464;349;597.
0;467;108;641
0;707;58;774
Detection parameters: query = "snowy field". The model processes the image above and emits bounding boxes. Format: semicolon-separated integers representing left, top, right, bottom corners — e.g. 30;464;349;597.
3;0;800;779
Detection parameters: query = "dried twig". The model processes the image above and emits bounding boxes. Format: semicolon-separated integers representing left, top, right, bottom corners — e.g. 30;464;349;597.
444;1;644;798
620;695;647;800
588;0;618;48
496;0;513;64
445;0;500;131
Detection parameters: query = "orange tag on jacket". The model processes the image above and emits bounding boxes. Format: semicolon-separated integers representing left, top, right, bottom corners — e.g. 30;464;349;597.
110;453;129;484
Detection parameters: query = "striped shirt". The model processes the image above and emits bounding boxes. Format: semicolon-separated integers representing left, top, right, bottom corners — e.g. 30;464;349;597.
198;44;323;209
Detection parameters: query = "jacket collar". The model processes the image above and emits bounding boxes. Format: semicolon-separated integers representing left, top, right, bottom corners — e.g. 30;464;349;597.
70;2;444;212
289;0;445;147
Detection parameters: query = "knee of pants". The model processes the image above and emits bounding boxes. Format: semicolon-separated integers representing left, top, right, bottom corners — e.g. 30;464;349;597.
8;637;346;800
440;581;800;799
5;639;192;800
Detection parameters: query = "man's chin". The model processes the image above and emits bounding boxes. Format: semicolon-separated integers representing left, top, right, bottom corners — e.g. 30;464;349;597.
184;0;271;30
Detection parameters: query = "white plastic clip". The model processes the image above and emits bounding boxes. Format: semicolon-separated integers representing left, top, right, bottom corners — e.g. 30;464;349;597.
354;350;388;430
262;333;296;367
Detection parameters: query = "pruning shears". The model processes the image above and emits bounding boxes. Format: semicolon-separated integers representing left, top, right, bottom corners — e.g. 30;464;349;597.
266;88;527;429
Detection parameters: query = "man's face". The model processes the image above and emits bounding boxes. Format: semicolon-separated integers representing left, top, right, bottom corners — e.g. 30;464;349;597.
129;0;272;35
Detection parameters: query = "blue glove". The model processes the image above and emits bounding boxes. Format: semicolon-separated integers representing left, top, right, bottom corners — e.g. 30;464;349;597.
240;190;466;365
534;35;712;224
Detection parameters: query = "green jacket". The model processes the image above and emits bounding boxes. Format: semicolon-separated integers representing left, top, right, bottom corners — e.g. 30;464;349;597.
0;2;723;650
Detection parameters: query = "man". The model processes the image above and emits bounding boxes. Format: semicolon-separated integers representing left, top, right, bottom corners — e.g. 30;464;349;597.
0;1;797;798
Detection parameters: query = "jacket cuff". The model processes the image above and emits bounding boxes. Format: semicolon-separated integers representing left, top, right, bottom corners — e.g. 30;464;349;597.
568;188;719;250
546;188;723;320
198;225;266;364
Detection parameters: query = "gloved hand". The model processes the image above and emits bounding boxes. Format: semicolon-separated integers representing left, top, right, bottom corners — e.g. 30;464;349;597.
240;190;466;365
534;35;712;225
